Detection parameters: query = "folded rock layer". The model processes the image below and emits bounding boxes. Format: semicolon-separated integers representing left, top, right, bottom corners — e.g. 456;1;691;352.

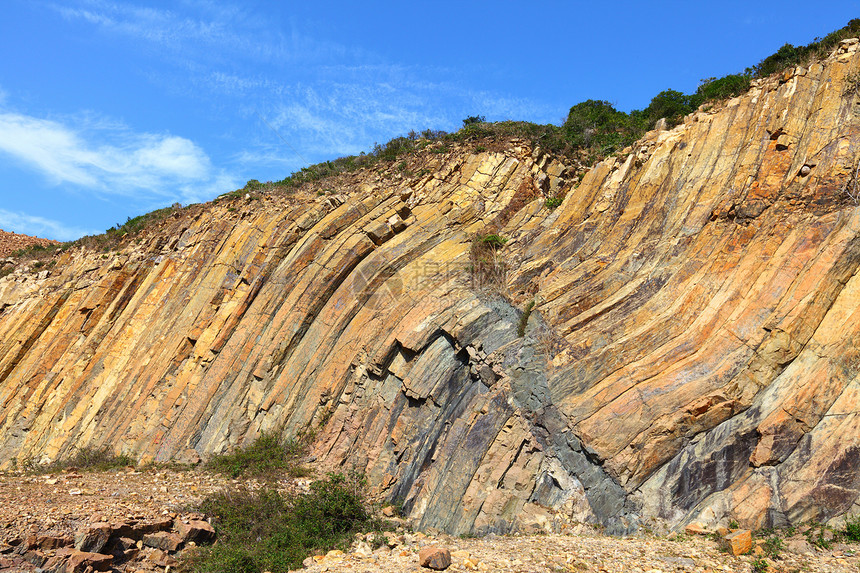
2;41;860;534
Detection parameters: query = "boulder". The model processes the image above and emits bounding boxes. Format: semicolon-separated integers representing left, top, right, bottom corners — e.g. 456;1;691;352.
74;522;111;553
684;522;709;536
724;530;752;556
176;519;215;543
419;546;452;570
142;531;183;552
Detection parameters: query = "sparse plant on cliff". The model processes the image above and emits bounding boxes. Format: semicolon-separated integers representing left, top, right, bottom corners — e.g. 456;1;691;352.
545;195;563;209
7;242;66;272
206;431;309;479
845;72;860;97
804;522;833;549
843;156;860;205
517;300;536;338
761;535;783;559
191;472;378;573
480;234;508;249
468;233;508;293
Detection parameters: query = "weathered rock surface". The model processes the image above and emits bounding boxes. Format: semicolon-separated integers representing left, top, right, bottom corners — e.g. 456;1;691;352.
724;529;753;556
2;42;860;536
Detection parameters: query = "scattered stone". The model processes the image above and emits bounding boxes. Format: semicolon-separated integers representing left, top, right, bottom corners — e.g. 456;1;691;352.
381;505;397;518
684;522;709;535
353;540;372;558
785;536;814;554
383;532;402;547
176;448;201;465
147;548;178;567
113;537;137;551
419;546;452;570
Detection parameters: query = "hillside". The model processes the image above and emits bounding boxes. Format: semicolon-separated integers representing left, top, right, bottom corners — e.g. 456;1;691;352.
0;230;59;259
1;38;860;540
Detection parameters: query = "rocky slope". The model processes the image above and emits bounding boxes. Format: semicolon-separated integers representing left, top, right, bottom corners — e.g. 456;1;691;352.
0;230;59;258
3;469;857;573
2;39;860;536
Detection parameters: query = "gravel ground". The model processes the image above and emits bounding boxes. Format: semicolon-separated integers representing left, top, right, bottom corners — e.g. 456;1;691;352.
0;468;857;573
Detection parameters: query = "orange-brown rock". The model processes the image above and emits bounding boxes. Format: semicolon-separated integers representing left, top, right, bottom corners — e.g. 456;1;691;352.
724;529;753;556
419;546;452;570
176;519;214;543
2;41;860;537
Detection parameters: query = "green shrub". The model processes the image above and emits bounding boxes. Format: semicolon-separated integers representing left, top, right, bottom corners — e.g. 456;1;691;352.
642;89;698;128
751;19;860;78
206;431;309;479
191;473;375;573
697;74;751;101
563;99;640;153
844;514;860;541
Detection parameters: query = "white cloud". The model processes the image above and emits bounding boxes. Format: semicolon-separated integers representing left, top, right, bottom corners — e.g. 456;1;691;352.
51;1;356;66
47;1;559;174
0;209;96;242
0;111;236;204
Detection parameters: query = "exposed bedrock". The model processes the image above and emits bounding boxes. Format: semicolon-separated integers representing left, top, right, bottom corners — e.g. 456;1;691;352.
3;40;860;534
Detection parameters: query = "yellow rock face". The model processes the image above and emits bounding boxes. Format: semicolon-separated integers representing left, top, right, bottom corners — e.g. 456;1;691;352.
3;44;860;535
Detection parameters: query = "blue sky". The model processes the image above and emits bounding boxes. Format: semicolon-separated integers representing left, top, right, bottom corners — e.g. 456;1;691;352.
1;1;858;241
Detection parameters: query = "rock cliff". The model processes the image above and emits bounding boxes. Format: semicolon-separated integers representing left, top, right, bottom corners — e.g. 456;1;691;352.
3;40;860;535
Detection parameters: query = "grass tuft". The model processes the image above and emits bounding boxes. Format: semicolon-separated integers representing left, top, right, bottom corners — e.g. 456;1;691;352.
26;446;133;474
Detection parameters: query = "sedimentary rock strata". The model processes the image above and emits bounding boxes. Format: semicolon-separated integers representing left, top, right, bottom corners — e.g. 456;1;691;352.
2;40;860;534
